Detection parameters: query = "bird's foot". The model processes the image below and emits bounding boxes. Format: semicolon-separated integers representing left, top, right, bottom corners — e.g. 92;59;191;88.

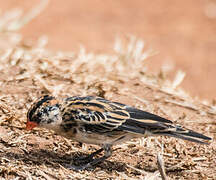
64;163;93;171
75;155;93;164
64;146;111;171
75;148;104;164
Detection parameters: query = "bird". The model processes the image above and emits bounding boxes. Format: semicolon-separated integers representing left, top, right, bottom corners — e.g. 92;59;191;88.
26;95;211;170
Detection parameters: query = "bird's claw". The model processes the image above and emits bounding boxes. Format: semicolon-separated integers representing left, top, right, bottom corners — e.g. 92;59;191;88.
64;163;93;171
75;155;94;163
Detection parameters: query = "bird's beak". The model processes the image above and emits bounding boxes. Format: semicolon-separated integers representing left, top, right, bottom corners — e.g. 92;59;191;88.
26;121;38;130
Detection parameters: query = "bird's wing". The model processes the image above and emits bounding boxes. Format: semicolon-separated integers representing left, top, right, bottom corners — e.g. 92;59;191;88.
62;96;173;133
117;106;173;134
62;96;130;133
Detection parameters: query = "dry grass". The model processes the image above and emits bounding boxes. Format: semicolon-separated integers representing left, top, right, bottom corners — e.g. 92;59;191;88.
0;3;215;180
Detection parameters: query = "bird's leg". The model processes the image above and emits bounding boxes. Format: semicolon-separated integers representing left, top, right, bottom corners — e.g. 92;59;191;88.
76;148;104;163
66;145;112;171
85;145;112;167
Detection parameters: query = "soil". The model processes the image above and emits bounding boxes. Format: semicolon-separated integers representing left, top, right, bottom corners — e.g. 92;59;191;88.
0;1;215;179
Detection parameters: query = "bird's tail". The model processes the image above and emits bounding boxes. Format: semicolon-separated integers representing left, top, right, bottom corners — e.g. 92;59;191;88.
152;125;211;144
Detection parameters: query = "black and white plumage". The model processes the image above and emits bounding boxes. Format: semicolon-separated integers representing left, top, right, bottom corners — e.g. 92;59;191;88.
26;95;211;170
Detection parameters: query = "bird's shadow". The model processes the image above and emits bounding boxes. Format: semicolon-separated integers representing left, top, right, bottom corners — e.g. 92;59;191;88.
1;148;127;172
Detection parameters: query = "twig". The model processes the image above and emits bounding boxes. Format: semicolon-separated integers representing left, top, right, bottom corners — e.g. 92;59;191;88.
157;153;167;180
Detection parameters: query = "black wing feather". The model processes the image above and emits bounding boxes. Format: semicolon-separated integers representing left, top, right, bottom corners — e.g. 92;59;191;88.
126;106;172;123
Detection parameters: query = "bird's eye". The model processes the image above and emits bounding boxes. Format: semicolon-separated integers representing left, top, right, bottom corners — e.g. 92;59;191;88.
37;112;43;118
42;108;48;114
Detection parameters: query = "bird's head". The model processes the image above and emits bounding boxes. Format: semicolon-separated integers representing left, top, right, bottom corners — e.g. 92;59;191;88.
26;95;62;131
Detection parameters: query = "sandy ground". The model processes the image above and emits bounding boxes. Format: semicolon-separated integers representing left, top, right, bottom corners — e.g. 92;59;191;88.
0;1;215;179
